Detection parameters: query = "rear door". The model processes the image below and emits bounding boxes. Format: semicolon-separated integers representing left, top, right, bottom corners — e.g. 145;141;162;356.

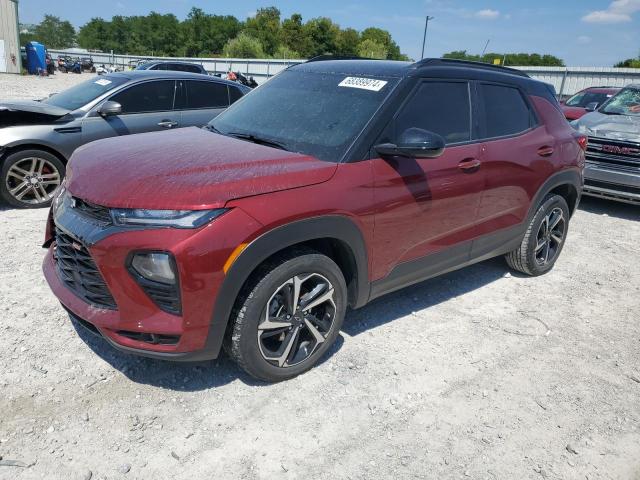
82;80;180;144
473;82;551;245
178;79;230;127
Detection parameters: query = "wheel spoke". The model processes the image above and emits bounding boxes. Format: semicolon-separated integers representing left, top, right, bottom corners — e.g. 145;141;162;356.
304;317;326;345
8;165;30;177
10;182;30;200
277;326;300;367
258;317;293;331
302;288;334;312
31;185;43;202
40;173;60;180
535;237;547;252
549;210;563;230
550;233;563;245
543;242;550;263
37;184;49;199
29;158;39;174
7;170;27;181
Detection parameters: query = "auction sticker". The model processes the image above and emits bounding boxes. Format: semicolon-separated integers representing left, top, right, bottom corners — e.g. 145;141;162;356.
95;79;112;86
338;77;387;92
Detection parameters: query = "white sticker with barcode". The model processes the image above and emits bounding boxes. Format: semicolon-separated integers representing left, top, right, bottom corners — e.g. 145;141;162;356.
338;77;387;92
95;79;112;86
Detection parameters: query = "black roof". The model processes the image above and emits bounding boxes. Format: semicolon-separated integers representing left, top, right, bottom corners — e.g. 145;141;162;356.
292;57;533;83
103;70;239;87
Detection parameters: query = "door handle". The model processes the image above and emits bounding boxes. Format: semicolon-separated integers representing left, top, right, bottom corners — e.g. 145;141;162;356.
537;145;554;157
458;158;481;173
158;120;178;129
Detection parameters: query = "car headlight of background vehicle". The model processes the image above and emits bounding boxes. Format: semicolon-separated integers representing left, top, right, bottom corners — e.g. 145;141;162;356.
111;208;228;228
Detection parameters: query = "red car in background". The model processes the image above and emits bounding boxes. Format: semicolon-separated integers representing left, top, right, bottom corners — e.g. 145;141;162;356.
560;86;620;121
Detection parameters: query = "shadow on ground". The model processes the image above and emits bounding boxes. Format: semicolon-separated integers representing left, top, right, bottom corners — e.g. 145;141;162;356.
73;256;509;391
578;196;639;221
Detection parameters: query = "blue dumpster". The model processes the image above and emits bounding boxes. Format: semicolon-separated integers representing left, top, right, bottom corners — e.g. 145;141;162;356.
25;42;47;74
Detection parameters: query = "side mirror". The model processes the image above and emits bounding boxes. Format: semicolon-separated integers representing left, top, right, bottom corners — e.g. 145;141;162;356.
98;100;122;117
585;102;599;112
375;128;445;159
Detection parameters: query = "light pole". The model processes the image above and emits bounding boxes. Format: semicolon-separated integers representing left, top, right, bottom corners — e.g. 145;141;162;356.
421;16;435;59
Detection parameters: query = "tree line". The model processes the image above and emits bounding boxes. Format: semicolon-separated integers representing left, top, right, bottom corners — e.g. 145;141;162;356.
442;50;565;67
20;8;410;60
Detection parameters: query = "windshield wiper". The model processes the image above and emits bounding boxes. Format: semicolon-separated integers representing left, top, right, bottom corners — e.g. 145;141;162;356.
203;124;222;133
227;131;290;151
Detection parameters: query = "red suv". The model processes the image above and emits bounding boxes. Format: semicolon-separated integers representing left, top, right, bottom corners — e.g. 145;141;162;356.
43;59;586;382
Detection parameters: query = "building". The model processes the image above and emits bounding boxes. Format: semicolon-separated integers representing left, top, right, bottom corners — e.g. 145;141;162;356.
0;0;21;73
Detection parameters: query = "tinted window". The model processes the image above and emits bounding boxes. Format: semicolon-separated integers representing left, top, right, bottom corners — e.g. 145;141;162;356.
480;84;532;138
565;91;612;107
395;82;471;144
110;81;176;114
43;76;128;110
174;64;202;74
229;86;244;104
186;81;229;109
210;70;398;162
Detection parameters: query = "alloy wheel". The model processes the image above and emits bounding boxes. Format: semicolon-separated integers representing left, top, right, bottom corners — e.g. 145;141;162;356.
258;273;337;368
5;157;62;205
534;207;565;266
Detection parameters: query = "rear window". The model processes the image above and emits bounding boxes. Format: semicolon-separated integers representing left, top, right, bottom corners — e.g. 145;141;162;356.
186;81;229;109
479;84;533;138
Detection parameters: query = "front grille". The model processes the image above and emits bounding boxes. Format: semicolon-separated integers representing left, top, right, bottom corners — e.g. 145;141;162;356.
586;137;640;170
128;271;181;315
54;228;117;309
585;179;640;196
72;197;112;224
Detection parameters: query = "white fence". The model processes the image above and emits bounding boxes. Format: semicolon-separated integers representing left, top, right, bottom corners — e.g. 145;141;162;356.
48;49;640;95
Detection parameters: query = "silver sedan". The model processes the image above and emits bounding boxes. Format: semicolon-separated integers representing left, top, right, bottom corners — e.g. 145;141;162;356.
0;70;250;208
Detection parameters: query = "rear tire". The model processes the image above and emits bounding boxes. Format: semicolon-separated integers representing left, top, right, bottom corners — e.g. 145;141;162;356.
225;249;347;382
0;149;65;208
505;194;570;276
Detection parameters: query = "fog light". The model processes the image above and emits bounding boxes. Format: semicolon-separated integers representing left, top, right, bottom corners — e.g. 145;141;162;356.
131;253;176;285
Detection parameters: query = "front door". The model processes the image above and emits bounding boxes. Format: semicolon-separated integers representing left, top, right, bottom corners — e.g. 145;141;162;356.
371;80;485;285
82;80;180;145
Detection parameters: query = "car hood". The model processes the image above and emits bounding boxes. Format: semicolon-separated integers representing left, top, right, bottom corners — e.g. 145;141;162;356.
0;100;71;127
560;105;586;120
573;111;640;143
67;127;338;210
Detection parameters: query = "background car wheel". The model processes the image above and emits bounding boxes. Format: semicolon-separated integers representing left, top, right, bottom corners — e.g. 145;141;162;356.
505;194;570;276
0;149;65;209
226;248;347;382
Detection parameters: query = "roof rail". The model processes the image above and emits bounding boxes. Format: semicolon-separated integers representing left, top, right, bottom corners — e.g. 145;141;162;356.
414;58;530;78
306;55;368;63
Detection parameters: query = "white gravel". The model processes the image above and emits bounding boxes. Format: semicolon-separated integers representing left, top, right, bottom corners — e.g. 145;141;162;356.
1;72;639;480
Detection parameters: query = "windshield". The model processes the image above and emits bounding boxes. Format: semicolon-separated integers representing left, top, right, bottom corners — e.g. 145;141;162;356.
209;70;399;162
565;90;614;108
600;88;640;116
43;76;128;111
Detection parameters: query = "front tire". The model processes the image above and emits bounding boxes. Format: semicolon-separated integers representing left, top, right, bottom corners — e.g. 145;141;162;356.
226;249;347;382
0;149;65;208
505;194;570;276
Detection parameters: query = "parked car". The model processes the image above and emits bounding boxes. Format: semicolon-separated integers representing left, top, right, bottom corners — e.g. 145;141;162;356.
0;71;250;208
42;58;585;381
560;86;620;121
136;61;207;75
571;84;640;204
80;57;96;73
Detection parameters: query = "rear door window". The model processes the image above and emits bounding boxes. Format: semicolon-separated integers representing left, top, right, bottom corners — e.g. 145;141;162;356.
395;81;471;145
229;86;244;104
478;83;534;138
110;80;176;114
185;80;229;109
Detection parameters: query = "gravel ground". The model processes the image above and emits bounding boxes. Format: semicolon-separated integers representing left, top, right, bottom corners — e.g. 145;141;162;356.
0;72;98;101
1;73;640;480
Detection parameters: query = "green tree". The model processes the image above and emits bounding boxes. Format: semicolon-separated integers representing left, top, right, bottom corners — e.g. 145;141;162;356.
336;28;360;56
223;32;265;58
357;39;387;59
77;18;110;50
442;50;564;66
273;44;300;60
304;17;339;57
280;13;312;57
32;14;76;48
244;7;281;56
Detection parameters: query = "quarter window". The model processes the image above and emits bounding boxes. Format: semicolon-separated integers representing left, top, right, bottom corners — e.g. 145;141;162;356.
479;84;533;138
110;81;176;114
186;81;229;109
395;82;471;145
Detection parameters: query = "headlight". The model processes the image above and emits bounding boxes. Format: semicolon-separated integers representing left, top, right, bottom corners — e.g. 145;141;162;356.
111;208;228;229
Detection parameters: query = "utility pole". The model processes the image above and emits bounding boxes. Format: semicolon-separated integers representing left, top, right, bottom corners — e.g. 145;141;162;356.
421;16;435;59
481;38;490;57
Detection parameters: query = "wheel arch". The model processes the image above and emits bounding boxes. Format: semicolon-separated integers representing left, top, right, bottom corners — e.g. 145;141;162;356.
528;169;582;221
202;215;370;358
1;142;68;165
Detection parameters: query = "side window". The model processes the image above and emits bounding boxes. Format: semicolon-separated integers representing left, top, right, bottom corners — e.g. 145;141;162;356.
479;83;533;138
110;81;176;114
395;82;471;145
185;80;229;109
229;86;244;104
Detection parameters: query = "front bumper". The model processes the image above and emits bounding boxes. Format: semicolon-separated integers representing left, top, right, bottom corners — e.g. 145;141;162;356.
43;203;263;361
583;162;640;204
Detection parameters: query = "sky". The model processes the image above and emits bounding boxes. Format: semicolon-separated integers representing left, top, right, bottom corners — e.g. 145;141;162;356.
18;0;640;66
